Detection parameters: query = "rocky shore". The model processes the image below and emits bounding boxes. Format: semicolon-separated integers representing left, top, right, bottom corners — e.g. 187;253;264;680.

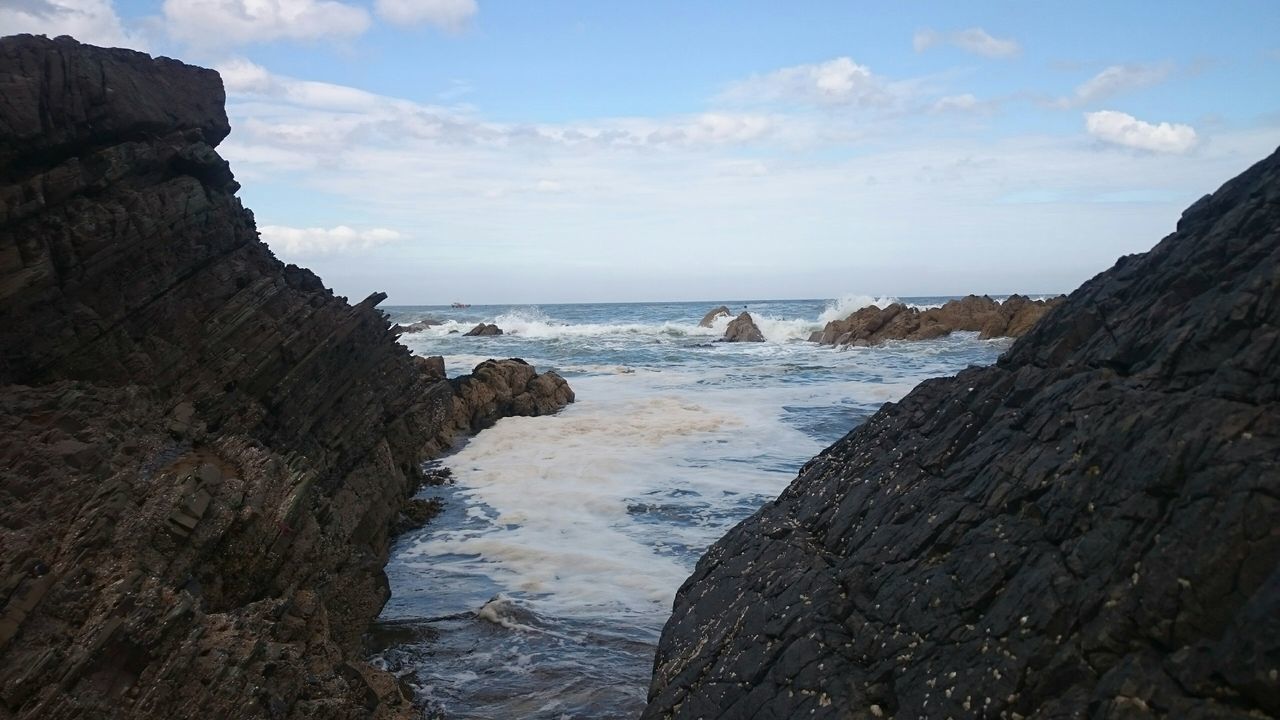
812;294;1062;347
645;150;1280;718
0;35;570;720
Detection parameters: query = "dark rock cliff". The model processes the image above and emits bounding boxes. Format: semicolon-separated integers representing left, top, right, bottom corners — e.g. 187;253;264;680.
645;150;1280;719
0;35;570;719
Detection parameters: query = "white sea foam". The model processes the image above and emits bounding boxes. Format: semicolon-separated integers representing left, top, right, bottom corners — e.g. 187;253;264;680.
381;300;1013;718
817;294;899;324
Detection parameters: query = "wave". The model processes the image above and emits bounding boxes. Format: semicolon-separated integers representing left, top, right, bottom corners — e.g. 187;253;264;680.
401;297;960;345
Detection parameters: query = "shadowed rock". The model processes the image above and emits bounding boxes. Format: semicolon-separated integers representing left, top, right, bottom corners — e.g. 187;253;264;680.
0;35;570;720
645;148;1280;718
722;312;765;342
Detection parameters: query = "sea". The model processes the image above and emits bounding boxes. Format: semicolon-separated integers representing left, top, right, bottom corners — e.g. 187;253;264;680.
370;296;1019;719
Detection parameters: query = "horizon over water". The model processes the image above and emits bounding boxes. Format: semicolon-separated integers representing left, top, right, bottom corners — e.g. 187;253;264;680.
370;295;1032;719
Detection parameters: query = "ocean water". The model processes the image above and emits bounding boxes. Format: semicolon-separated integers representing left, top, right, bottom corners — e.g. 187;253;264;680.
371;296;1014;719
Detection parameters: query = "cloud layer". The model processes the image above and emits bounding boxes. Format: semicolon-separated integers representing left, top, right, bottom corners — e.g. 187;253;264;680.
0;0;139;48
375;0;477;30
260;225;406;256
1085;111;1198;154
161;0;371;47
914;27;1020;58
1056;63;1173;108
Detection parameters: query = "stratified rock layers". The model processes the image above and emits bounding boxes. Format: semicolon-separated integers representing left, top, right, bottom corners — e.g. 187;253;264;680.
645;150;1280;719
0;36;570;719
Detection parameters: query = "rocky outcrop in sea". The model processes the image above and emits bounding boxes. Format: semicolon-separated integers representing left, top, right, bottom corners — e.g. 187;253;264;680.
0;35;570;719
811;294;1062;347
464;322;503;336
699;305;732;328
644;150;1280;718
722;312;765;342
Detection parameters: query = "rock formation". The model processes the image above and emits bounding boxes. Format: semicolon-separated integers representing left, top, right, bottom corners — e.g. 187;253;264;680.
463;322;503;336
393;318;440;334
721;312;765;342
699;305;732;327
810;294;1062;347
0;36;571;720
645;149;1280;718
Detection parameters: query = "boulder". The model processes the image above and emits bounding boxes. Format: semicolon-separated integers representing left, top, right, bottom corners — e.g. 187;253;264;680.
413;355;447;380
464;323;503;336
721;312;765;342
644;147;1280;718
698;305;732;327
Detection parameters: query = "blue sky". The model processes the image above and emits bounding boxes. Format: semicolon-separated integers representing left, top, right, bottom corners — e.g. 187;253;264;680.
6;1;1280;303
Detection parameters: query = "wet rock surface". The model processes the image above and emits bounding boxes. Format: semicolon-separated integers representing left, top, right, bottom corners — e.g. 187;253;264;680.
645;149;1280;718
811;294;1063;347
463;323;503;336
722;312;765;342
699;305;732;328
0;36;571;720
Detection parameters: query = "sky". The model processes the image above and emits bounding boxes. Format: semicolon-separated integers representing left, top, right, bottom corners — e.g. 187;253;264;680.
4;1;1280;304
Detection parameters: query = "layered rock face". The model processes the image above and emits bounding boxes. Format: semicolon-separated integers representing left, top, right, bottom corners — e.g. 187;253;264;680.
811;294;1062;347
0;36;570;720
645;150;1279;719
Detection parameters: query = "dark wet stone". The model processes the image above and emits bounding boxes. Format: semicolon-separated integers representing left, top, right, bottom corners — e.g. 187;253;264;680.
644;147;1280;718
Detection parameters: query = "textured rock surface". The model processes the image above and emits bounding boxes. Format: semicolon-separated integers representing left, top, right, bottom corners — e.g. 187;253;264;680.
463;322;503;336
392;318;440;334
699;305;732;328
645;149;1280;718
0;36;571;720
810;294;1063;347
722;312;765;342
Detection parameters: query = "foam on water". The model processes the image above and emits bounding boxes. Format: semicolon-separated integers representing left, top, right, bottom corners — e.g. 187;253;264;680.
373;297;1010;719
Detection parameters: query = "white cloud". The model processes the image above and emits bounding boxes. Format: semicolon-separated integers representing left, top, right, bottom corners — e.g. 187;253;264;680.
914;28;1020;58
260;225;405;256
162;0;370;47
375;0;476;30
1057;63;1172;108
931;93;978;113
719;57;898;108
1085;110;1198;154
219;61;779;152
0;0;141;49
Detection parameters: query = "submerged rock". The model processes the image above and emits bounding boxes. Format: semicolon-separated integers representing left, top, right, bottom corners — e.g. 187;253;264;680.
0;36;571;720
698;305;732;327
722;312;765;342
811;294;1062;346
464;322;503;336
645;148;1280;718
394;318;441;334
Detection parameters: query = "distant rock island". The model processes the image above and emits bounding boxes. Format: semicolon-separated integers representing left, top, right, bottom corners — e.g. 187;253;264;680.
644;149;1280;718
0;35;570;719
812;294;1063;347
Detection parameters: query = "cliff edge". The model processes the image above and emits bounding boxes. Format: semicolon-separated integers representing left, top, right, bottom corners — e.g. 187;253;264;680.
0;35;570;719
645;150;1279;718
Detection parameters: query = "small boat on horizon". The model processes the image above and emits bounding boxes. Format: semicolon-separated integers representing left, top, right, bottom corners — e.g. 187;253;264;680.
451;302;471;308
